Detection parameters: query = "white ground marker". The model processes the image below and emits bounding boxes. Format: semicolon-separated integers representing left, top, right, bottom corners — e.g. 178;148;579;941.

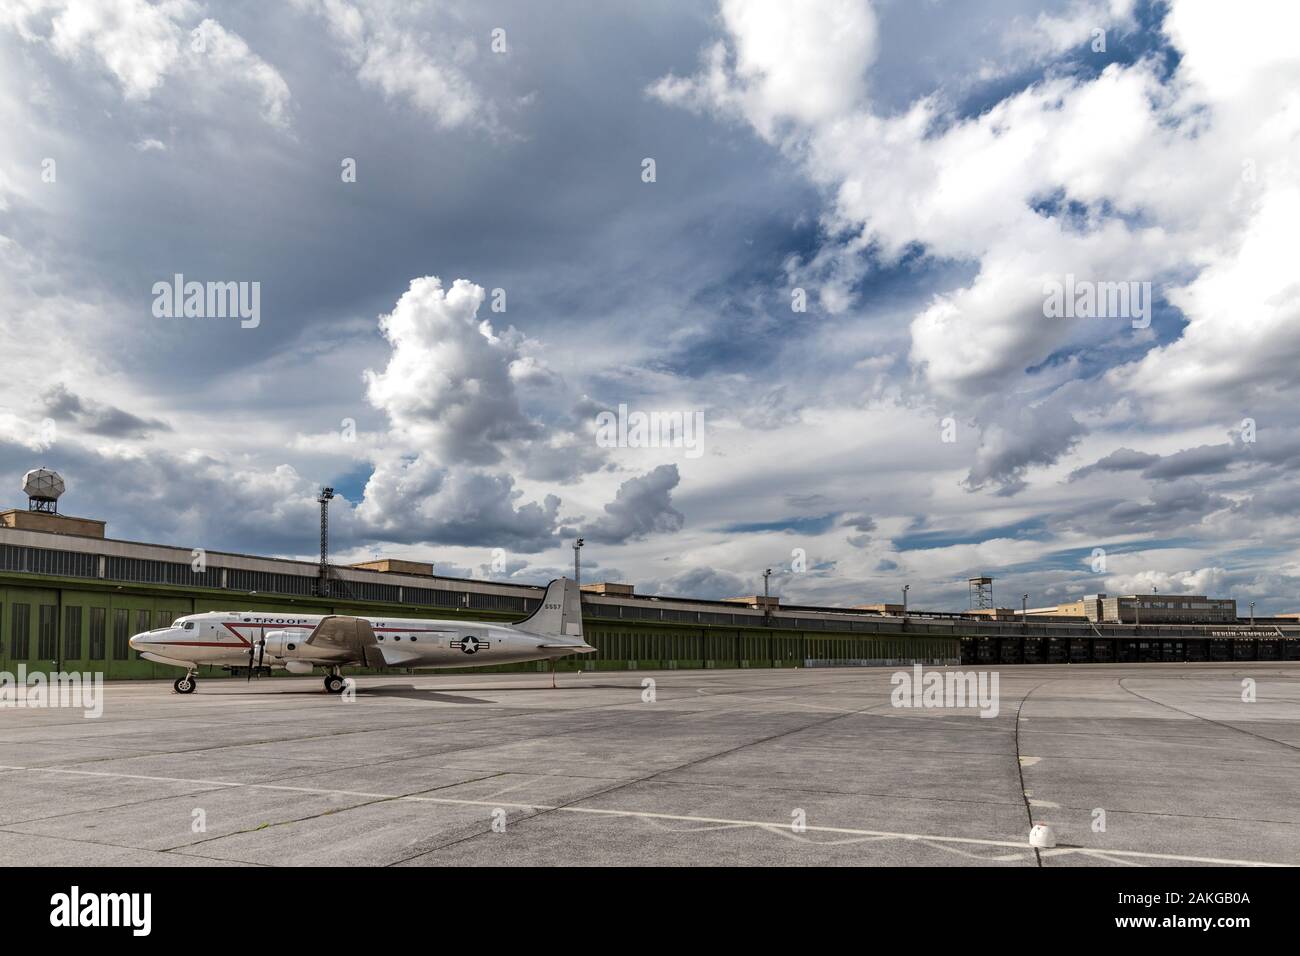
1029;823;1056;848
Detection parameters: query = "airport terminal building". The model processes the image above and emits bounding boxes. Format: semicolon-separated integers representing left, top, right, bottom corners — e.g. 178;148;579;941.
1;488;1297;679
1041;593;1240;624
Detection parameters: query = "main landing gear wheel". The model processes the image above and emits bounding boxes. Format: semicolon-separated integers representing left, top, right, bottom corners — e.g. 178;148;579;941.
174;675;196;694
324;675;345;694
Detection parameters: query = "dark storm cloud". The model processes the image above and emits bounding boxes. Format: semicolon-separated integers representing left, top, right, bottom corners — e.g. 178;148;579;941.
842;514;876;548
645;566;750;600
1072;431;1300;486
1052;479;1233;538
844;514;877;533
722;514;837;534
963;400;1086;496
1142;443;1239;480
39;385;171;439
1068;446;1159;480
352;458;566;553
0;438;318;555
582;464;685;544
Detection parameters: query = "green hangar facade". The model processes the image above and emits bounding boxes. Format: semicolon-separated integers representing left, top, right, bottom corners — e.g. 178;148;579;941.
0;506;1296;680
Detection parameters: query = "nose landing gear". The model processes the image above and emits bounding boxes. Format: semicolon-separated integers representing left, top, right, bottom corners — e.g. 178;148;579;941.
173;672;197;694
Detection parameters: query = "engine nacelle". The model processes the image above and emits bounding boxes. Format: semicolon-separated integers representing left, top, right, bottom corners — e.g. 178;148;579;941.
263;628;314;659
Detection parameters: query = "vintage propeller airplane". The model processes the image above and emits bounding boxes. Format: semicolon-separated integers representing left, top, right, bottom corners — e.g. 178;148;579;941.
128;577;593;694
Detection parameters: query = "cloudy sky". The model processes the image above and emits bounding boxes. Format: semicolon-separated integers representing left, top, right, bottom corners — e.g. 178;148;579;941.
2;0;1299;613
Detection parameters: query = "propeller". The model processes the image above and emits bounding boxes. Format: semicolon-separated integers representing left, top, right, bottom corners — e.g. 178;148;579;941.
247;636;266;681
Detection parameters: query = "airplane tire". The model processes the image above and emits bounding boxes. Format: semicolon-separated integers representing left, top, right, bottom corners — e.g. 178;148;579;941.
174;677;196;695
324;675;345;694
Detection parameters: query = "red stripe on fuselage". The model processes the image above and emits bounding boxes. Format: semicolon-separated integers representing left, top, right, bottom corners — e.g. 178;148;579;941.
218;621;453;646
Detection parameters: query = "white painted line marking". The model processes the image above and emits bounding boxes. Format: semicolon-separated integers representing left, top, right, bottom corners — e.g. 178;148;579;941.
0;764;1287;867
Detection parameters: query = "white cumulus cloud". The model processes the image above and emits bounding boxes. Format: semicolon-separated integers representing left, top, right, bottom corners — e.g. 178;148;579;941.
364;276;543;466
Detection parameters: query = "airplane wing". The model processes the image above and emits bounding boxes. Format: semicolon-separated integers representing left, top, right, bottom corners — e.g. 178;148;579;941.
303;615;387;667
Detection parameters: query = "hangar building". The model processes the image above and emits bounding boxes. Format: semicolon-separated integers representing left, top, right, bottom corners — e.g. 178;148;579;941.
0;476;1295;679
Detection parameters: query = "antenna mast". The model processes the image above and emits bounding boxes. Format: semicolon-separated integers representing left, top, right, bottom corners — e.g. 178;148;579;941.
316;487;335;597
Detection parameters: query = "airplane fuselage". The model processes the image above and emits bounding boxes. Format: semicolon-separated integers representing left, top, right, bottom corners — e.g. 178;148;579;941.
129;610;580;672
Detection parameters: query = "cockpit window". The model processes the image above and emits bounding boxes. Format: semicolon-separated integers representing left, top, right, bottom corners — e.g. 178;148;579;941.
183;622;195;630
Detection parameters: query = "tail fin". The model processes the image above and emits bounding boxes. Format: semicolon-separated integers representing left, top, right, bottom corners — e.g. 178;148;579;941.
511;577;583;640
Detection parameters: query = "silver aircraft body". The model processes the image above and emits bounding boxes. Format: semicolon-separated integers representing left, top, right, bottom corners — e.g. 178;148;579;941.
128;577;593;693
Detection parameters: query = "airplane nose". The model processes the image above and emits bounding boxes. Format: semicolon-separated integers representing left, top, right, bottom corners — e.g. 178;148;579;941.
128;633;145;651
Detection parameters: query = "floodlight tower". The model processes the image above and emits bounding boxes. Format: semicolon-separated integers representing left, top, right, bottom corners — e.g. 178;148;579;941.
317;487;335;597
763;568;773;626
969;576;994;610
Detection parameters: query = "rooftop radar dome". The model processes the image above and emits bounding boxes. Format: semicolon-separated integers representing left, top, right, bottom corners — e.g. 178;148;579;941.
23;468;65;513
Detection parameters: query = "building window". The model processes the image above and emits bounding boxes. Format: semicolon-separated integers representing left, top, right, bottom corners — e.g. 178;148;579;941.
226;569;315;596
38;605;56;660
11;604;30;659
104;557;218;589
112;608;130;660
64;606;83;661
0;544;96;578
89;607;106;661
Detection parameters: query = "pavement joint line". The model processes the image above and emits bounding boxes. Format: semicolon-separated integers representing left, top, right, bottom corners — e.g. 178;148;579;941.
1118;678;1300;755
0;824;268;866
0;760;1288;868
162;780;458;854
392;694;910;864
1014;679;1055;867
24;673;873;773
134;755;1300;829
0;781;228;829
